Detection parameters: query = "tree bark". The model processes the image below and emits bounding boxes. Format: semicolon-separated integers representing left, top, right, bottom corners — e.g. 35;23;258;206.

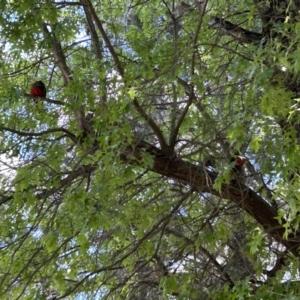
123;141;300;257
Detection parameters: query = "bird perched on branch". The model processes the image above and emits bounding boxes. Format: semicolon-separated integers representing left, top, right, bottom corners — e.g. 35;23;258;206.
30;81;46;102
231;156;246;173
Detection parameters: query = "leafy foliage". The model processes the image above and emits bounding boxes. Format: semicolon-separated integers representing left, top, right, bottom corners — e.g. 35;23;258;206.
0;0;299;299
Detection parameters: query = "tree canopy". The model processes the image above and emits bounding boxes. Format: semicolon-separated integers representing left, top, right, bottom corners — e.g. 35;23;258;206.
0;0;300;299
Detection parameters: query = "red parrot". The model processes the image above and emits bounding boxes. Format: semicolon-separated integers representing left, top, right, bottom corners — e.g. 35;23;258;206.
30;81;46;102
231;156;246;173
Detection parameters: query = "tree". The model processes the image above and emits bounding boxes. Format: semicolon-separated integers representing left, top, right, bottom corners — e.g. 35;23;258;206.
0;0;299;299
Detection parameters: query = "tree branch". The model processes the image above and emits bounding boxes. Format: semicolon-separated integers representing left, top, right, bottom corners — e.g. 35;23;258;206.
0;127;77;142
82;0;124;76
132;98;170;155
170;0;210;147
24;93;65;106
208;17;263;44
165;227;235;288
43;23;93;136
81;0;103;61
81;0;107;105
37;164;97;200
122;140;300;257
82;0;170;152
43;23;73;84
52;1;82;7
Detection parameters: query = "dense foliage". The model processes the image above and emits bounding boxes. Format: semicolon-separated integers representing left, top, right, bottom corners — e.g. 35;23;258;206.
0;0;300;299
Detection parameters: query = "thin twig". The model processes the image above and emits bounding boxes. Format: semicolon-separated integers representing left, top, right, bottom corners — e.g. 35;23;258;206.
0;127;77;142
24;93;65;106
